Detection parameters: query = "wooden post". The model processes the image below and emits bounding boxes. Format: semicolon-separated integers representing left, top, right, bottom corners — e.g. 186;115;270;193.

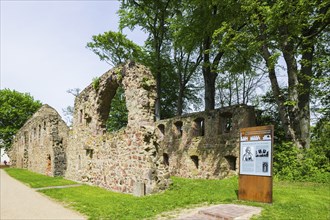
238;125;274;203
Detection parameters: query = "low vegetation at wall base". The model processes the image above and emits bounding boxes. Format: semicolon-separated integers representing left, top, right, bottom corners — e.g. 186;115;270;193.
4;168;330;220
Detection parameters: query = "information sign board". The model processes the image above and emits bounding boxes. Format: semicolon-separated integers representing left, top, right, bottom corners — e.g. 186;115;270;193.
238;125;274;203
240;138;272;176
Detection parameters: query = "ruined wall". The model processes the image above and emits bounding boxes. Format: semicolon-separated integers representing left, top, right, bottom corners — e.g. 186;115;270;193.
8;61;257;195
156;105;256;179
65;62;170;195
9;104;69;176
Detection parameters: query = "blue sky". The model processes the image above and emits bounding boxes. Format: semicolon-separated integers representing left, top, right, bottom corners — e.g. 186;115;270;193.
1;0;146;123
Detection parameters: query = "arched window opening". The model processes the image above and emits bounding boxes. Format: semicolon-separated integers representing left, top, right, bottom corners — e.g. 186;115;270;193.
219;112;233;134
38;125;41;139
106;86;128;132
190;155;199;169
33;127;37;139
158;124;165;136
163;153;169;166
79;109;83;123
225;155;237;171
193;117;205;136
174;121;183;138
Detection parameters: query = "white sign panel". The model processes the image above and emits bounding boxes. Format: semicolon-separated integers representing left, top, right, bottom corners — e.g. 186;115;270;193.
240;140;272;176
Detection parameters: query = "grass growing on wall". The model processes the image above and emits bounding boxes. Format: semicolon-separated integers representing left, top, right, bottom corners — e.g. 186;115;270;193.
4;168;77;188
4;168;330;220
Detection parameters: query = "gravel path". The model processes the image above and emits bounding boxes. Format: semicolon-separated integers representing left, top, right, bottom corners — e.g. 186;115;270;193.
0;169;85;220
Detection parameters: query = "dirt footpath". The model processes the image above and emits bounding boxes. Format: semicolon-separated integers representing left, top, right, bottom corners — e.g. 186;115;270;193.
0;169;85;220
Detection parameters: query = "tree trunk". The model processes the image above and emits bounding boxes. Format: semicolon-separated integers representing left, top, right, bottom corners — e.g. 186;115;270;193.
296;40;314;148
261;44;296;142
282;40;312;149
177;85;184;116
202;37;217;111
155;70;161;121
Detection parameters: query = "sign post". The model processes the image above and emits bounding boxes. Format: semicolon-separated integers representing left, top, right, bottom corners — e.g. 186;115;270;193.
238;125;274;203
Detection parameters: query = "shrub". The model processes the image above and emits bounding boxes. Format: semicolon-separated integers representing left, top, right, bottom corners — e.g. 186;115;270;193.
274;142;330;183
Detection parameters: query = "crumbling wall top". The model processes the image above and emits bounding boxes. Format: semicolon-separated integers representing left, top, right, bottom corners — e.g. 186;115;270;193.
72;61;156;133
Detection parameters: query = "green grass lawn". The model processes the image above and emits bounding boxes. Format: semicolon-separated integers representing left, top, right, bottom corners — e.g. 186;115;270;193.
4;168;330;219
4;168;77;188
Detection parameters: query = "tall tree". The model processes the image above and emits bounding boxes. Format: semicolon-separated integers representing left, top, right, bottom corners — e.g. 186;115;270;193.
118;0;177;120
241;0;330;148
0;89;42;151
173;0;246;111
172;46;202;115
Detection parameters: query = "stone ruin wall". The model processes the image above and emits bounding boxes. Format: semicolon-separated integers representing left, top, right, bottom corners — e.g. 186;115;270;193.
9;104;69;176
155;105;256;179
9;61;257;195
65;62;171;194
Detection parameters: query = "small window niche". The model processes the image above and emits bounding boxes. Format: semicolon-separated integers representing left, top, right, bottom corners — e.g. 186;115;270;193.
158;124;165;136
78;155;82;170
38;124;41;139
33;127;37;139
79;109;83;123
219;112;233;134
84;146;94;159
190;155;199;169
193;117;205;137
225;155;237;171
85;149;94;159
174;121;183;138
85;113;92;125
163;153;169;166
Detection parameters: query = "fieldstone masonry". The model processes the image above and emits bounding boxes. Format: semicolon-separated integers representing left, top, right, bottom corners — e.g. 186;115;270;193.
9;104;69;176
65;61;170;194
156;105;256;179
9;61;256;195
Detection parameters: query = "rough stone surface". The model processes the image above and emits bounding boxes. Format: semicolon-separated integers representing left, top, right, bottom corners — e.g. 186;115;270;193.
9;61;256;195
65;61;170;194
156;105;256;179
9;104;69;177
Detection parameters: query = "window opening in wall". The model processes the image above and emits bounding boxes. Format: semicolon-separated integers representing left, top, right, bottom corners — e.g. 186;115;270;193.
24;131;29;144
225;117;232;132
190;155;199;169
43;121;47;131
219;112;233;134
85;114;92;125
38;125;41;139
193;117;205;136
174;121;183;138
79;109;83;123
163;153;169;166
78;155;82;170
158;124;165;135
225;155;237;171
86;149;93;159
46;154;51;176
106;86;128;132
33;127;36;139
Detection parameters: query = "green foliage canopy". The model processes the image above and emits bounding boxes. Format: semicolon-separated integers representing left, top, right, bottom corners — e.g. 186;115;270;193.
0;89;42;151
86;31;144;66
